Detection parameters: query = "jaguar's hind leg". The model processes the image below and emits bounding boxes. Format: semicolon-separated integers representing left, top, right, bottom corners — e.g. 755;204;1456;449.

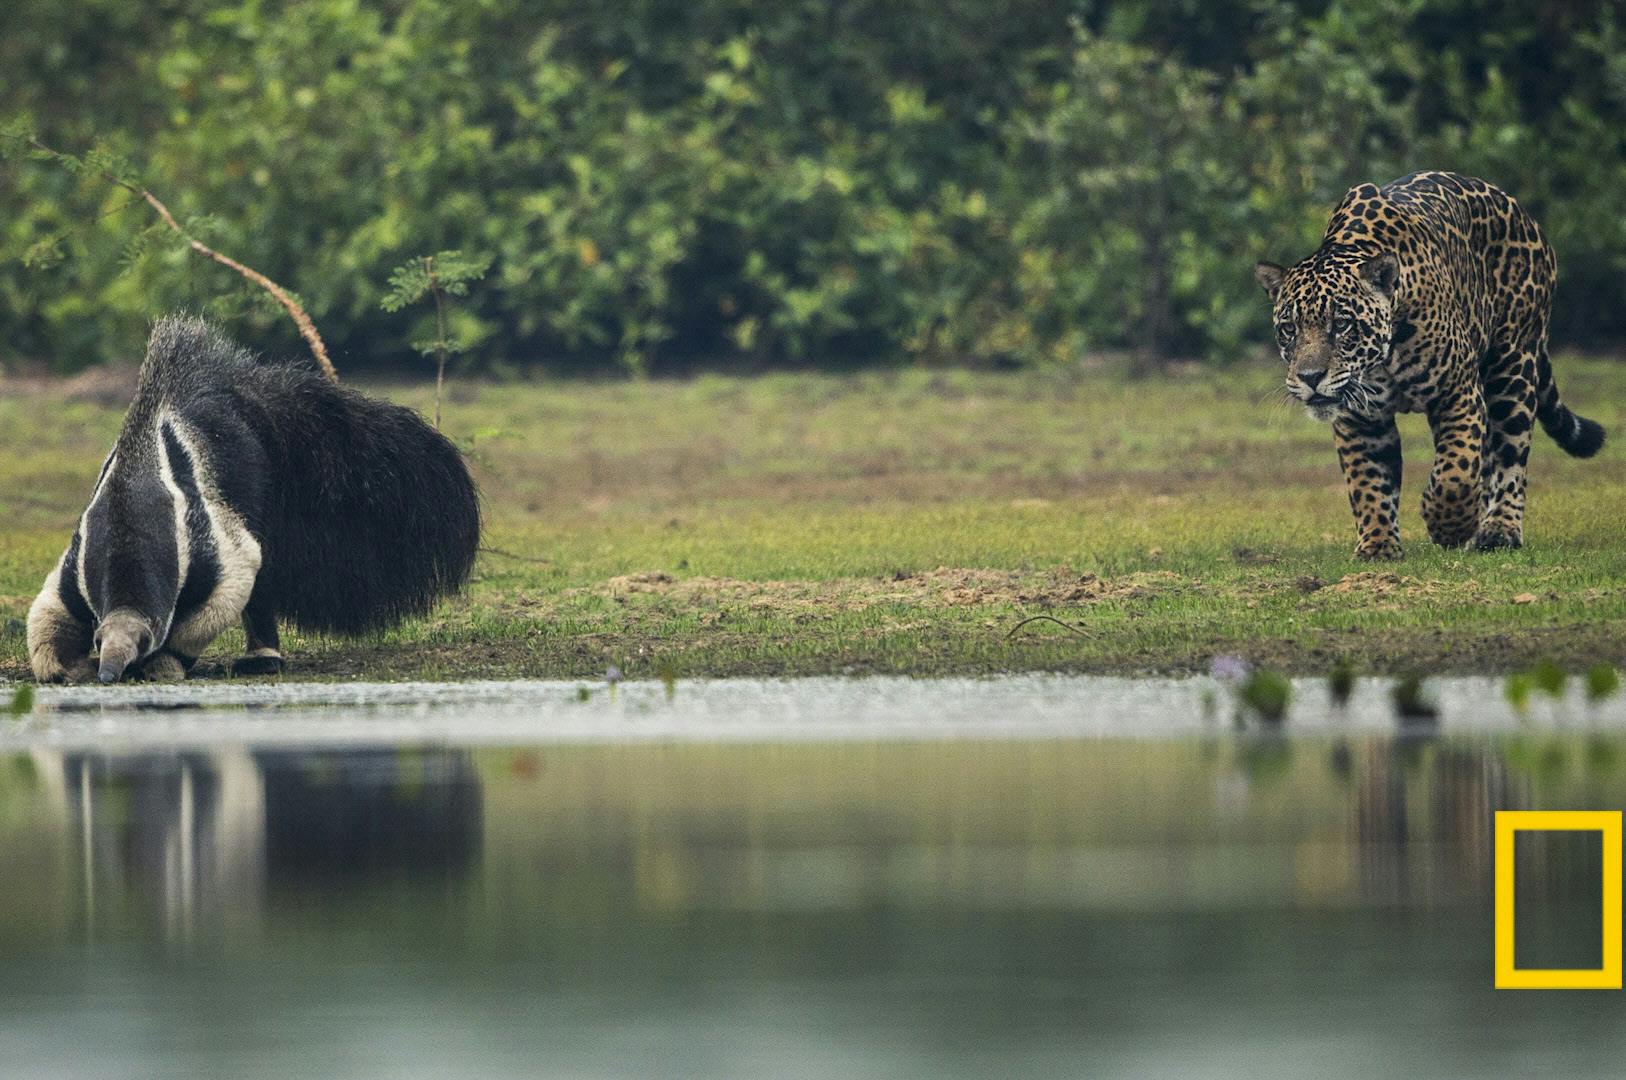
1472;338;1540;551
1421;380;1487;548
232;595;284;677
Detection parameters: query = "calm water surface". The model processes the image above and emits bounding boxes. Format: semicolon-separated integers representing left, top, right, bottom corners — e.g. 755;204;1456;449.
0;676;1622;1078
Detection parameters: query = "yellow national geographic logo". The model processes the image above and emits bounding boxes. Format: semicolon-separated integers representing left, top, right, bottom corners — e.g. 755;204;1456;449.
1494;811;1623;990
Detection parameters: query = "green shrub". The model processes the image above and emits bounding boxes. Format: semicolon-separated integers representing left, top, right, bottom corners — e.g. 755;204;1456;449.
3;0;1624;373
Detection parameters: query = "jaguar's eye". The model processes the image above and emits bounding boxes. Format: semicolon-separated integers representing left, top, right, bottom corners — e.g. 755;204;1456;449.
1276;323;1296;342
1332;317;1352;335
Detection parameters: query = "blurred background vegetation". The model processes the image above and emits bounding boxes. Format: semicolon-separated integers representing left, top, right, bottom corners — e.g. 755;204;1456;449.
2;0;1623;376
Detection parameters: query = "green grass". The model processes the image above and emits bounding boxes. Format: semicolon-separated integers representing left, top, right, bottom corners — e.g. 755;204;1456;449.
4;358;1626;681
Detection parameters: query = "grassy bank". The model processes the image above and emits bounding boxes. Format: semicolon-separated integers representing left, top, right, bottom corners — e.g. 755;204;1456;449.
3;358;1626;681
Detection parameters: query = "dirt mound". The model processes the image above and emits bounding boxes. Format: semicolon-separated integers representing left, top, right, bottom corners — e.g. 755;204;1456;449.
1322;571;1408;595
605;571;677;592
1313;572;1493;606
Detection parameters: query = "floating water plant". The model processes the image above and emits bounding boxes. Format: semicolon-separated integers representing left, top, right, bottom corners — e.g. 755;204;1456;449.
1391;674;1438;722
1529;660;1567;700
1237;669;1291;725
1505;673;1533;716
1328;660;1356;708
1585;662;1620;703
6;685;33;717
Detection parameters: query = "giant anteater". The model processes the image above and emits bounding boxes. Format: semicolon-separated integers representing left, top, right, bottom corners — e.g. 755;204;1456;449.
27;316;480;682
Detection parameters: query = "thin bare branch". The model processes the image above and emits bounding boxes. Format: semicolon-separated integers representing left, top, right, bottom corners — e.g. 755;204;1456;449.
23;135;338;381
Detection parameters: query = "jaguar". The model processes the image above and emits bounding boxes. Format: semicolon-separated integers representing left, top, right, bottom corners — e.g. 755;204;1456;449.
1256;171;1604;559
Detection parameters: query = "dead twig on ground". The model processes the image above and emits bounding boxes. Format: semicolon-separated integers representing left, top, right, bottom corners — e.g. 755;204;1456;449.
1005;614;1092;640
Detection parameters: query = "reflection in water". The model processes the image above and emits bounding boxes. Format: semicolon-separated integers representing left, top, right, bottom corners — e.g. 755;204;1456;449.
0;732;1622;1079
22;747;481;946
39;750;267;945
257;749;481;879
1355;738;1525;907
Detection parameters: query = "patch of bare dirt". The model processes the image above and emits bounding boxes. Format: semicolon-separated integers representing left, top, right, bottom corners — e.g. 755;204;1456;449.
592;567;1196;611
1320;572;1446;598
1310;571;1499;606
1321;571;1406;595
606;571;678;593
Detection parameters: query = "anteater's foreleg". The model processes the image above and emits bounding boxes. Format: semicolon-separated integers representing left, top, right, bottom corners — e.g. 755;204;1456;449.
26;563;96;683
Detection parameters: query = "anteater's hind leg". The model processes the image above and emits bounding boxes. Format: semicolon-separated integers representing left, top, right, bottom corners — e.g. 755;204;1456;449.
159;564;261;681
232;593;284;676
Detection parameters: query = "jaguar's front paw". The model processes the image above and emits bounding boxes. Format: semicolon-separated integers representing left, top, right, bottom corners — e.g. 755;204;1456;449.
1354;536;1404;561
1471;524;1523;552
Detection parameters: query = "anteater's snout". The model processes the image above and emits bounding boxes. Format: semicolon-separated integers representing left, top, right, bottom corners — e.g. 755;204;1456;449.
94;611;152;685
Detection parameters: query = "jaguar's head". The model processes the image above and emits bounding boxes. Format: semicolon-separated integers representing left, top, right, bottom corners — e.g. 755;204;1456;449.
1254;251;1399;421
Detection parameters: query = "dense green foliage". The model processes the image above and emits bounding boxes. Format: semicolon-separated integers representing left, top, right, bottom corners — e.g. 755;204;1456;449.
3;0;1624;374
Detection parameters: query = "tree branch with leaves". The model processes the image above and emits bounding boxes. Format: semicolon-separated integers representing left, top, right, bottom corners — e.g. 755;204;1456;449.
381;251;492;428
1;124;337;380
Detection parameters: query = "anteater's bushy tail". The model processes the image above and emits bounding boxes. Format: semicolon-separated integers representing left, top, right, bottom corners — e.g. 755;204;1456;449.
246;365;481;635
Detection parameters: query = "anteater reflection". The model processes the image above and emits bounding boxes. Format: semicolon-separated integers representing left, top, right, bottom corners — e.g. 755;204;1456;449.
26;747;480;944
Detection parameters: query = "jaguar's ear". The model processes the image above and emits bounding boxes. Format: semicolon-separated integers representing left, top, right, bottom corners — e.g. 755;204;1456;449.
1359;253;1399;300
1254;261;1285;300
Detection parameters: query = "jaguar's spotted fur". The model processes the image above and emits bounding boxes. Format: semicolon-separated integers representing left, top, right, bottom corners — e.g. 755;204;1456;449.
1256;171;1604;559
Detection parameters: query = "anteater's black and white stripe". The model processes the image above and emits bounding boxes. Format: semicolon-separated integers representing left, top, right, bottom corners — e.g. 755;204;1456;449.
27;316;481;683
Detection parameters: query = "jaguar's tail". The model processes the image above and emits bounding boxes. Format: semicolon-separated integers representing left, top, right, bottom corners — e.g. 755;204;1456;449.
1536;355;1606;458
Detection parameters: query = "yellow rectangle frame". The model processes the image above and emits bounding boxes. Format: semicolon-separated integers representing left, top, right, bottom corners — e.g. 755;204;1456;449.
1495;810;1622;990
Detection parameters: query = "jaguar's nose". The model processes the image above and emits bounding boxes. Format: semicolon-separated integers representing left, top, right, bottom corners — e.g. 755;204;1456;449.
1299;368;1326;390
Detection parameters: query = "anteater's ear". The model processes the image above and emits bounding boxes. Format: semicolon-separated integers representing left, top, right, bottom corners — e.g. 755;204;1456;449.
1359;253;1399;300
1254;261;1285;300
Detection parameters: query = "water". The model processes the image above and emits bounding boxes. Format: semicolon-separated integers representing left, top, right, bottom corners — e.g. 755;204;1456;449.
1;676;1623;1078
